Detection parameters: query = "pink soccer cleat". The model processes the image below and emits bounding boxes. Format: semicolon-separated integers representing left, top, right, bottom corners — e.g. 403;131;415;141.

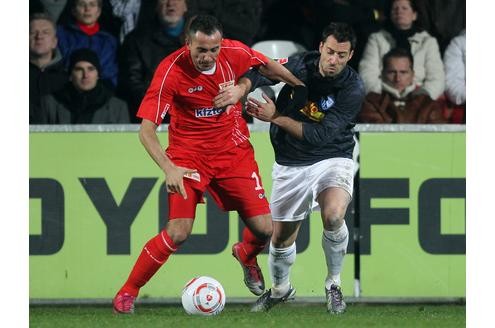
232;242;265;296
113;291;136;314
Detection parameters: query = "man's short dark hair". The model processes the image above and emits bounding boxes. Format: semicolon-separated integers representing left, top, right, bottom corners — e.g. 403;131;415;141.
187;14;223;38
382;47;414;71
321;22;356;51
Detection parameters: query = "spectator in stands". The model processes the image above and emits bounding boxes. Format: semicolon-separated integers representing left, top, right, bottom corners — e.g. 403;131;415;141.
30;13;68;124
187;0;262;46
358;0;444;100
38;48;129;123
415;0;465;55
56;0;118;87
119;0;188;122
443;29;465;123
109;0;142;43
358;47;445;123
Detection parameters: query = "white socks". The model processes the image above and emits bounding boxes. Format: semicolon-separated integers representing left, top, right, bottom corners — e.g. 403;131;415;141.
268;241;296;298
322;222;349;290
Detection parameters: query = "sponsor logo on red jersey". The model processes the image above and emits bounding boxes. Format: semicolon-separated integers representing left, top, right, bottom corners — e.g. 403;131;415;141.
195;107;223;117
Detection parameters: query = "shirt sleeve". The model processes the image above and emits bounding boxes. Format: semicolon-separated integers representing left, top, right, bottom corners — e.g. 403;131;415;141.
222;39;270;76
136;58;176;125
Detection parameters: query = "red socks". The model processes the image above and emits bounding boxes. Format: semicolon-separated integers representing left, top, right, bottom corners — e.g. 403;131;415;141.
239;227;268;263
119;228;266;296
119;230;178;296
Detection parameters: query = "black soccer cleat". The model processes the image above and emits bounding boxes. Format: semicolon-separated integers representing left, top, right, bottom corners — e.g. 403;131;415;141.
250;286;296;312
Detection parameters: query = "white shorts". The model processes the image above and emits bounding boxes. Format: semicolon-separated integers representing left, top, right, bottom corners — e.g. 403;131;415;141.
270;158;354;222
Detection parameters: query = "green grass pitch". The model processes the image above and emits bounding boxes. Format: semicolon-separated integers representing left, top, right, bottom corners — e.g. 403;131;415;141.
30;303;465;328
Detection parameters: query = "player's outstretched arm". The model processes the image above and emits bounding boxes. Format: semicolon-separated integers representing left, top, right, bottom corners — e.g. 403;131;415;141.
258;59;304;88
258;60;308;110
139;119;196;199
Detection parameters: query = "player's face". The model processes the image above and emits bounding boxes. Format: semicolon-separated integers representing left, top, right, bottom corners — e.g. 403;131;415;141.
29;19;57;56
318;35;353;77
70;61;99;92
390;0;417;30
383;57;414;92
157;0;187;25
72;0;101;26
187;30;222;72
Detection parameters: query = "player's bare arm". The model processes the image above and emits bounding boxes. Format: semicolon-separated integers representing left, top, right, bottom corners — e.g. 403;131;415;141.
258;59;305;87
246;93;303;139
139;119;197;199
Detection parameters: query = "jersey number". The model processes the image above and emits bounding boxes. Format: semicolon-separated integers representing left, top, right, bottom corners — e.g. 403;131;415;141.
251;172;263;191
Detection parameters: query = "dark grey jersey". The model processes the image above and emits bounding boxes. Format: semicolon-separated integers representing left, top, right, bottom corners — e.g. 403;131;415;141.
247;51;365;166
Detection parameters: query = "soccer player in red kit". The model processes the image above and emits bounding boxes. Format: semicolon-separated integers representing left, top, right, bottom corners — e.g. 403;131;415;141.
113;14;306;314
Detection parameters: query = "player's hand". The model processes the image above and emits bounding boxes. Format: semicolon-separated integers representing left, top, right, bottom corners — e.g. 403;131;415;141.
213;85;245;114
289;84;308;110
245;93;278;122
165;165;197;199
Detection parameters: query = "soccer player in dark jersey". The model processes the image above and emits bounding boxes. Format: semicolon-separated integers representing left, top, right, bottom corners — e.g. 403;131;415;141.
244;22;365;314
112;14;305;314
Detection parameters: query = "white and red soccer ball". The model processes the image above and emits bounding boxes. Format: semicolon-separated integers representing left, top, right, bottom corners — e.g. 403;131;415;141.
181;276;226;316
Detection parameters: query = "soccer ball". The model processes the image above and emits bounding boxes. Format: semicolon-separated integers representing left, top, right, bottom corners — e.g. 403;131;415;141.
181;276;226;316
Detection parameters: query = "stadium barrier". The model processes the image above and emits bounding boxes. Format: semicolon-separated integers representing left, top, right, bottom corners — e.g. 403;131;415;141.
29;124;465;303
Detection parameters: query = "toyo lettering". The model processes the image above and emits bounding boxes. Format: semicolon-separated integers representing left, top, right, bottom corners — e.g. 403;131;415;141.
29;177;465;255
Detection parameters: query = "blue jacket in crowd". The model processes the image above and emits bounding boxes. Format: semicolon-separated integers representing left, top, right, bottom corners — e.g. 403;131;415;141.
57;23;118;87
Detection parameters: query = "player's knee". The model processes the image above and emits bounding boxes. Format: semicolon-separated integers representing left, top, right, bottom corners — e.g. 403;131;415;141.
271;236;293;248
166;229;190;246
165;219;194;245
171;232;189;245
248;214;273;242
322;206;347;230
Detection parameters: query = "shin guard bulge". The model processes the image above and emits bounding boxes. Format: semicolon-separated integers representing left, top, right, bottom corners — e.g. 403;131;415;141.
120;230;178;296
322;223;349;288
268;242;296;297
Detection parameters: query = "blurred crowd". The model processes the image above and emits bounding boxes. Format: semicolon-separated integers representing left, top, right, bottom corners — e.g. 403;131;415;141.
29;0;466;124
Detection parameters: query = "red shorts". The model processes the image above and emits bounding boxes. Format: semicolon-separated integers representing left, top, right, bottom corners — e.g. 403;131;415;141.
165;141;270;220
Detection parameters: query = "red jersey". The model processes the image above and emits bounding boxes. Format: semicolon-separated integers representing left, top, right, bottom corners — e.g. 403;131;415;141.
137;39;269;154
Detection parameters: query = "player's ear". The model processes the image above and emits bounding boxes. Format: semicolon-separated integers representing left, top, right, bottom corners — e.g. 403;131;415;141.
347;49;354;61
